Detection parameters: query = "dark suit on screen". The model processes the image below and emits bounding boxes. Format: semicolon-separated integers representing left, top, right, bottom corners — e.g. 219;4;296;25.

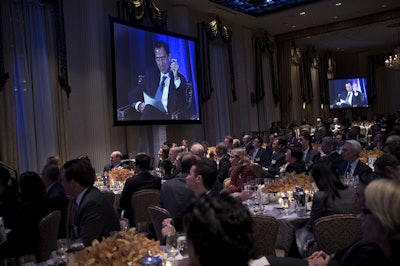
129;67;187;120
334;90;365;108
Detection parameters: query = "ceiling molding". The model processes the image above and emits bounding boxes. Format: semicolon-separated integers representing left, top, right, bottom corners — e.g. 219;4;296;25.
275;8;400;42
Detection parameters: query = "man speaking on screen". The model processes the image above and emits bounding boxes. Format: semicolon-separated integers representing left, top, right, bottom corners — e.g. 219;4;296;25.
333;81;365;108
129;40;187;120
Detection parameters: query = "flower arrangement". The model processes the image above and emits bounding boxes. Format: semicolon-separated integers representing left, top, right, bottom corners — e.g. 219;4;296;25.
107;168;134;182
262;173;314;193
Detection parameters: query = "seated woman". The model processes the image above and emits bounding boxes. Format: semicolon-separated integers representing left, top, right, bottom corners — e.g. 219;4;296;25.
179;192;255;266
227;148;257;193
281;146;306;175
295;162;356;257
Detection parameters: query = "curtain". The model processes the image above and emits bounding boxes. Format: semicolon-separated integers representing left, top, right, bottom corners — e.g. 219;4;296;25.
1;0;61;173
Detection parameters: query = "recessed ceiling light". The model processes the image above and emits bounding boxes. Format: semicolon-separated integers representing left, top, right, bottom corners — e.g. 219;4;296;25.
335;2;342;7
382;4;387;8
333;16;338;19
299;11;306;15
292;25;297;28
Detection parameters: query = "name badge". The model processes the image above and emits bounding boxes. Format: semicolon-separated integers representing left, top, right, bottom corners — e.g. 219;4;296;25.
271;159;276;164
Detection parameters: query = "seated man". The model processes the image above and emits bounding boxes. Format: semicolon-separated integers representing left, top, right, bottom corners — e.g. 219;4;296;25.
103;150;130;173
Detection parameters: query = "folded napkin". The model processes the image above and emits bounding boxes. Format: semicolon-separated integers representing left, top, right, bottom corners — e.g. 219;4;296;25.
248;256;270;266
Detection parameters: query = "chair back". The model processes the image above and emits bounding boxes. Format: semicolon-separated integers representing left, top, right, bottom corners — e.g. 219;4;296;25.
148;205;172;244
101;191;116;208
313;214;361;254
252;215;279;256
130;189;160;226
38;210;61;262
65;195;75;237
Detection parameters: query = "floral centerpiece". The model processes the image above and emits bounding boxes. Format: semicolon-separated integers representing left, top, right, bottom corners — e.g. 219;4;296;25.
107;168;134;191
359;148;383;166
262;172;315;194
71;228;163;266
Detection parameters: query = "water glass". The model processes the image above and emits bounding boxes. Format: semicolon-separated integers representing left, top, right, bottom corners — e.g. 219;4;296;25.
0;258;16;266
119;217;130;231
56;238;70;261
18;254;36;266
177;233;188;257
69;238;85;252
136;222;150;237
165;233;178;252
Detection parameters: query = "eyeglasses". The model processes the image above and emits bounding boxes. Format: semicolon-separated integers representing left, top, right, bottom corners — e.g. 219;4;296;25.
361;207;373;215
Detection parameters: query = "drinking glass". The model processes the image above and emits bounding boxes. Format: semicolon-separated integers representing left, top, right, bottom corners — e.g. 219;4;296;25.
69;238;85;252
165;233;178;253
119;217;130;231
136;222;150;237
177;233;188;258
56;238;70;261
0;258;16;266
18;254;36;266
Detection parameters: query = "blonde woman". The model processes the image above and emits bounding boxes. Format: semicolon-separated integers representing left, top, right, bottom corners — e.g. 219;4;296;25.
228;148;256;193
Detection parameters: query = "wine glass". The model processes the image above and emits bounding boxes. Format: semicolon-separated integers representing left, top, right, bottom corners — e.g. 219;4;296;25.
69;238;85;252
119;217;130;231
165;233;178;253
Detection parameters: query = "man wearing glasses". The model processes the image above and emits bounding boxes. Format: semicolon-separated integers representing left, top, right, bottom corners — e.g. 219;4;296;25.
129;40;187;120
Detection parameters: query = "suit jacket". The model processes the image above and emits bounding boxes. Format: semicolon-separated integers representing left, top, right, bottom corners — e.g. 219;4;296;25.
318;151;345;171
304;147;321;170
217;153;231;183
47;182;69;238
159;173;194;231
248;147;270;168
338;160;372;177
266;150;286;177
74;187;120;247
129;67;187;119
103;162;131;173
285;160;306;174
120;171;162;225
335;91;365;107
306;186;357;230
266;237;385;266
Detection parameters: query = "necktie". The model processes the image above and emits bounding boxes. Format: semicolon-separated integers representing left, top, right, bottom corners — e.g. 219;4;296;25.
155;75;167;101
345;92;351;104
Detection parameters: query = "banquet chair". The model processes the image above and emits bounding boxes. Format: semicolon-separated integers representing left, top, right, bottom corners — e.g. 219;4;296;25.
313;214;361;254
38;210;61;262
148;205;172;244
252;214;279;256
130;189;160;236
101;190;116;208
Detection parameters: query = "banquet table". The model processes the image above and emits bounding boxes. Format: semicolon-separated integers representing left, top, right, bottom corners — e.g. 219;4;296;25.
243;198;310;256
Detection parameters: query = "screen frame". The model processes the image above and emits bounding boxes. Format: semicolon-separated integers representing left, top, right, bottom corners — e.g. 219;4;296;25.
327;77;369;110
110;16;201;126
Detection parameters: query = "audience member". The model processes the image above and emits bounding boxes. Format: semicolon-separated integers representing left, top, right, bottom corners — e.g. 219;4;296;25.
120;153;162;226
103;150;130;173
1;171;51;260
190;143;206;159
227;148;257;193
232;138;241;148
179;192;255;266
47;155;61;167
329;117;341;134
180;138;189;152
265;138;287;178
166;146;183;177
159;153;196;231
373;154;400;180
338;140;372;177
282;146;306;174
382;140;400;161
157;144;173;176
334;132;346;154
185;158;218;197
319;136;344;171
298;132;320;171
248;136;270;167
360;179;400;264
224;135;234;153
60;158;120;247
41;163;68;238
0;166;17;229
242;134;253;153
295;163;356;257
366;132;386;151
348;125;367;147
215;142;231;184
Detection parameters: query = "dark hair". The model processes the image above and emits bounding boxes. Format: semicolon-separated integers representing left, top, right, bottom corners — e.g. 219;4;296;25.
194;158;217;191
154;40;170;55
159;145;170;159
183;193;254;266
299;131;312;146
180;153;198;174
359;171;389;186
135;153;152;170
253;136;263;145
61;158;95;187
41;163;60;182
288;146;303;161
19;171;46;201
0;165;11;187
322;136;337;150
311;163;346;207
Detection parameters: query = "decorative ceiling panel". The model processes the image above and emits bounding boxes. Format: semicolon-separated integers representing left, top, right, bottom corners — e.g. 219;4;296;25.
209;0;320;17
